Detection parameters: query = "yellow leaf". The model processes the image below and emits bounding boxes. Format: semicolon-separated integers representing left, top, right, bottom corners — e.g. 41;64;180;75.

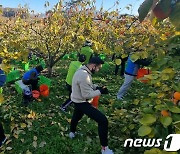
157;93;165;98
67;119;71;123
141;52;148;59
161;74;169;81
115;59;121;65
130;54;139;62
20;123;27;128
160;34;167;40
121;54;128;59
0;94;4;105
114;46;123;52
156;100;161;104
175;31;180;35
162;68;174;74
3;47;8;53
27;110;36;119
13;134;18;139
133;99;140;105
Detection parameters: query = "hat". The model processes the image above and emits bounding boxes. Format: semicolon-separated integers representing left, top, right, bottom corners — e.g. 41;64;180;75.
89;56;104;65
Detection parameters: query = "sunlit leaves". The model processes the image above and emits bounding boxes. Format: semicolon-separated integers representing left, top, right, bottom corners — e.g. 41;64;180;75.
160;116;172;127
139;114;157;125
0;93;4;104
138;125;152;136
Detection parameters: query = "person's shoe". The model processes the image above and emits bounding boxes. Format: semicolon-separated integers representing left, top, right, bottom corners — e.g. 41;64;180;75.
0;136;7;147
60;106;67;112
101;146;114;154
117;96;124;100
69;132;76;139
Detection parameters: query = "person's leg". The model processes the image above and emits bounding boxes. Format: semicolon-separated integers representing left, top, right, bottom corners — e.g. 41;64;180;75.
29;79;38;90
70;104;84;133
120;61;125;76
61;84;72;109
117;74;135;99
0;122;5;141
77;103;108;146
115;65;120;76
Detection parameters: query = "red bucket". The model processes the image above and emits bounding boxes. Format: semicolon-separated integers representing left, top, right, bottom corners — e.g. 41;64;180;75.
136;68;151;83
91;96;100;108
32;90;40;99
40;84;49;97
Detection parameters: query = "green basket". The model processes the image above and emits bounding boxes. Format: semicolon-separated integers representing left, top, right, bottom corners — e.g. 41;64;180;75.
69;52;78;59
22;62;29;71
0;87;3;94
40;60;46;69
38;75;51;87
6;70;20;83
62;54;69;60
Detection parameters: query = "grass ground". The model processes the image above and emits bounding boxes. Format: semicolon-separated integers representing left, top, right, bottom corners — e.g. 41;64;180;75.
0;59;156;154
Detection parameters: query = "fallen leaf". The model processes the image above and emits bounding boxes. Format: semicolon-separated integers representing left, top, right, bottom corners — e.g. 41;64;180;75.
39;141;46;148
5;140;12;145
21;139;25;143
6;147;12;150
33;141;37;148
21;123;27;128
26;150;32;154
33;136;37;141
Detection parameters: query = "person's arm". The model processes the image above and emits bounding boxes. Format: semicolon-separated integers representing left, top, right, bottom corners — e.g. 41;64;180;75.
79;74;101;99
135;58;152;66
29;72;38;80
92;84;98;90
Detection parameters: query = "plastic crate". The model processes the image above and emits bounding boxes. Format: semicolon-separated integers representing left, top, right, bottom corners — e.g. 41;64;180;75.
22;62;29;71
38;75;51;87
40;60;46;69
15;80;29;94
6;70;20;83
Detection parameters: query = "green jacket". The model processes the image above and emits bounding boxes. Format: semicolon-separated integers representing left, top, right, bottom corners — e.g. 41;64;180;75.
80;46;93;64
66;61;82;86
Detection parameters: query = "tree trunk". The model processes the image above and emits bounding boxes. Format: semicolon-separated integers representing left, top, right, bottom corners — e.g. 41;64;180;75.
48;66;52;77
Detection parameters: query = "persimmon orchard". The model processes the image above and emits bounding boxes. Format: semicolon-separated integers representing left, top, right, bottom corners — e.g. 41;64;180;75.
0;0;179;153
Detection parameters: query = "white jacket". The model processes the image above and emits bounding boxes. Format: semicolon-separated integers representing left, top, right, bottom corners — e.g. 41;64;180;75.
71;65;101;103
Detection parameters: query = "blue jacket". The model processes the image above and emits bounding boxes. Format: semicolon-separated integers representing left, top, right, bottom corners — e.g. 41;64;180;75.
0;69;6;87
23;68;38;80
125;57;139;76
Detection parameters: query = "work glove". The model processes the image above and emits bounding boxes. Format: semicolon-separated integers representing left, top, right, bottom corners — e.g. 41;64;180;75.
96;86;109;94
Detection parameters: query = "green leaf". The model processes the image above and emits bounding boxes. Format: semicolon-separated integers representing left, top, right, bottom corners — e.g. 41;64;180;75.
143;108;154;114
138;0;153;22
138;125;152;136
139;114;157;125
160;116;172;127
172;113;180;122
130;54;139;62
169;106;180;113
155;104;168;111
161;74;169;80
144;148;162;154
172;84;180;92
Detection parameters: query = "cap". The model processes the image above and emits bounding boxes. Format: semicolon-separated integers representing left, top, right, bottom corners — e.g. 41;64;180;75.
89;56;104;65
